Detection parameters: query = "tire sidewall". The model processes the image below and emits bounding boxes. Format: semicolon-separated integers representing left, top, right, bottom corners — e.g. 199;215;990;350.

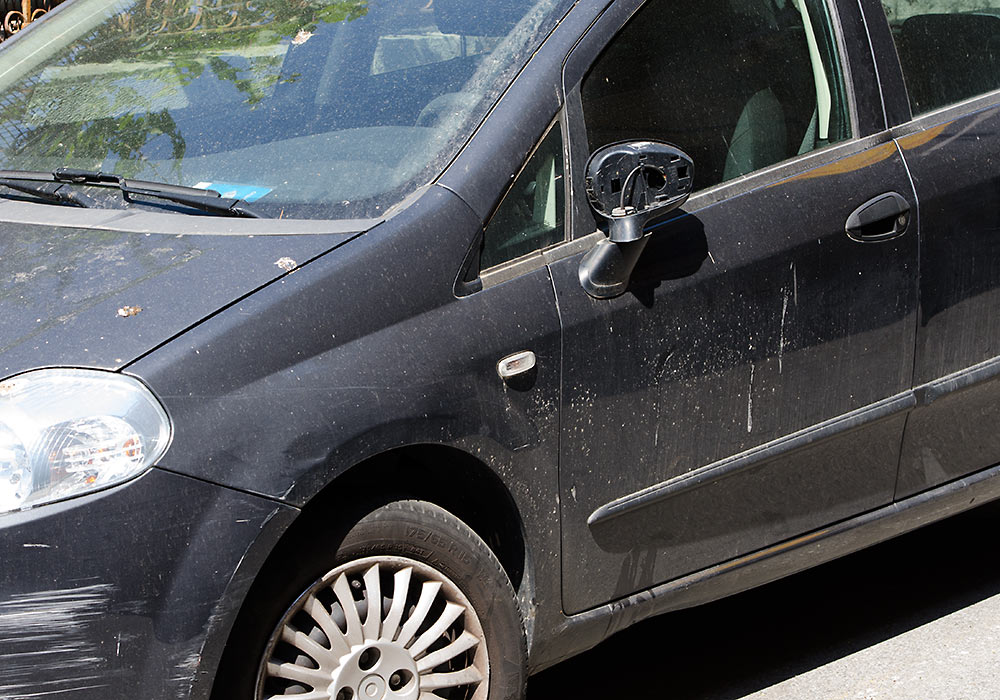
336;501;526;700
216;499;526;700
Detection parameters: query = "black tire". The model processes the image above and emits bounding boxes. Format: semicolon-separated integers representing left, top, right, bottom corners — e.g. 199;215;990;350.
213;499;527;700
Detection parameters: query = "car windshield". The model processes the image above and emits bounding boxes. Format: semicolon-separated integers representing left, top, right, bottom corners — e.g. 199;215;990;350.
0;0;574;219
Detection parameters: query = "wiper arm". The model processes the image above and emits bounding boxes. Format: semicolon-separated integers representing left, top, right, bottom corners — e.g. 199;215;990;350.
0;177;99;208
123;182;262;218
53;168;263;218
0;168;262;218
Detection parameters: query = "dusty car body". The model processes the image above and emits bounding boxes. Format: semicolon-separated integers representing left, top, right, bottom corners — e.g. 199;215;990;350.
2;0;1000;698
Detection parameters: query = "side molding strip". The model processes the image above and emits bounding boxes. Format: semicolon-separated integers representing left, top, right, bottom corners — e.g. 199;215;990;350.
594;459;1000;643
535;458;1000;674
588;391;915;527
916;353;1000;406
589;353;1000;528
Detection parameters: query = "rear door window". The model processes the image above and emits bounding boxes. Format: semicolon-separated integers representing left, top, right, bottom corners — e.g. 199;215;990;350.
881;1;1000;115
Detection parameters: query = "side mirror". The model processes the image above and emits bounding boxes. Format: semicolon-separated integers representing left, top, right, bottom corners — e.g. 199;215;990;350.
580;141;694;299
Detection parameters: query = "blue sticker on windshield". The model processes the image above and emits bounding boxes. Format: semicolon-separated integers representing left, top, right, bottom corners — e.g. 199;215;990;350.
194;181;272;202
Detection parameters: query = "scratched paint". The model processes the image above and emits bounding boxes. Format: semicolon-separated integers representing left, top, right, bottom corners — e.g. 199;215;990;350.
169;649;202;699
790;261;798;307
778;293;789;374
0;584;112;698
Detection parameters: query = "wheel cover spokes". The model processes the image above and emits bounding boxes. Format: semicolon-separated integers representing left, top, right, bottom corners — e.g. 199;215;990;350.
257;556;489;700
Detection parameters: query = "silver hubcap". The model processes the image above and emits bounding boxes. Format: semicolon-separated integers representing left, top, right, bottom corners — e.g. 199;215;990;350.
257;556;489;700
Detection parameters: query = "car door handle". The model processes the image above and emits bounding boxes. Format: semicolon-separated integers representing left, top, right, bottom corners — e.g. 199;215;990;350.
845;192;911;242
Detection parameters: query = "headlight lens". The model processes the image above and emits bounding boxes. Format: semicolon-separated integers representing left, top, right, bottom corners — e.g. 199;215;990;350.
0;369;171;514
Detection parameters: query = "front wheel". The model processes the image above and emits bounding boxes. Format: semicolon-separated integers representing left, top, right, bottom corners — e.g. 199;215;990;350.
233;500;527;700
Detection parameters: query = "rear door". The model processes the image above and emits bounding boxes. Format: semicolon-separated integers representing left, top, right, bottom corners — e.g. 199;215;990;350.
863;0;1000;499
551;0;920;614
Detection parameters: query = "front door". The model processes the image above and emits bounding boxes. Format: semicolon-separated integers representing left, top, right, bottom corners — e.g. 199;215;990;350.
551;0;920;613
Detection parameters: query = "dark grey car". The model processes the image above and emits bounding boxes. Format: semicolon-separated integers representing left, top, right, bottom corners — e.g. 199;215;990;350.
3;0;1000;698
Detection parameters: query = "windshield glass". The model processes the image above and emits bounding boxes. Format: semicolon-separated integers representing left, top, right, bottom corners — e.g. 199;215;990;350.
0;0;574;219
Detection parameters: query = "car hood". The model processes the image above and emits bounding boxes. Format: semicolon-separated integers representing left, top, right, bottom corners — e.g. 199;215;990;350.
0;215;365;378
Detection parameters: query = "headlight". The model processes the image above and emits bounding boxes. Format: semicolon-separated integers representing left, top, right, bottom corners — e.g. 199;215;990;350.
0;368;171;515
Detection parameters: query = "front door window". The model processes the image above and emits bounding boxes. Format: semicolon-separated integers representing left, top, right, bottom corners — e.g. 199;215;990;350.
581;0;851;191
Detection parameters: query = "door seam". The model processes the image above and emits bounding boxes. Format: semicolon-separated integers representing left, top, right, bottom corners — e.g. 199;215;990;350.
890;136;922;500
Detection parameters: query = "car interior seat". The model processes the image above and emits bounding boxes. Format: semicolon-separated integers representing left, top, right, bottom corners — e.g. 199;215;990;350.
582;0;820;191
408;0;528;127
721;0;817;180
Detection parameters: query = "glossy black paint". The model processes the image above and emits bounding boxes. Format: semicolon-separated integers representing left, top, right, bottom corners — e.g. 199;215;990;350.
127;184;569;672
5;0;1000;697
129;186;561;502
892;99;1000;498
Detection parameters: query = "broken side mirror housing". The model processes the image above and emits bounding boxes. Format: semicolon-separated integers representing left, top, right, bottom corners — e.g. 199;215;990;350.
580;141;694;299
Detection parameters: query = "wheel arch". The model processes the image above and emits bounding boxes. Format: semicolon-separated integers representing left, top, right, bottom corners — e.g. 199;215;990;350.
294;443;529;596
208;442;537;700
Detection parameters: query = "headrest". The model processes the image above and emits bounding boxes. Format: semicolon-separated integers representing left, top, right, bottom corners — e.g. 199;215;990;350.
727;0;778;29
899;13;1000;112
901;11;1000;43
434;0;527;37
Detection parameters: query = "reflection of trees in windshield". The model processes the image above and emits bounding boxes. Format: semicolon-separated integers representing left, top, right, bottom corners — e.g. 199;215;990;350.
0;70;189;179
81;0;369;58
93;0;371;108
33;109;186;180
105;0;368;49
0;0;66;42
0;0;369;175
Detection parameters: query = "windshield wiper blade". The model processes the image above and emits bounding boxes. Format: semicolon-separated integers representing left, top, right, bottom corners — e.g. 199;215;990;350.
53;168;263;218
0;168;262;218
0;177;98;208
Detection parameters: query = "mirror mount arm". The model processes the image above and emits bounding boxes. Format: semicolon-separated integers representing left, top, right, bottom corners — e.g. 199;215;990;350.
578;236;650;299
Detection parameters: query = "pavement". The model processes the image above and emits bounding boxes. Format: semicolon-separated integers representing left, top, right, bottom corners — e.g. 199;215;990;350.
527;499;1000;699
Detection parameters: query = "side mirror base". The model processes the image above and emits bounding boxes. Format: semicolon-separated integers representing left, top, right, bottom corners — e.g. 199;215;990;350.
578;236;651;300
